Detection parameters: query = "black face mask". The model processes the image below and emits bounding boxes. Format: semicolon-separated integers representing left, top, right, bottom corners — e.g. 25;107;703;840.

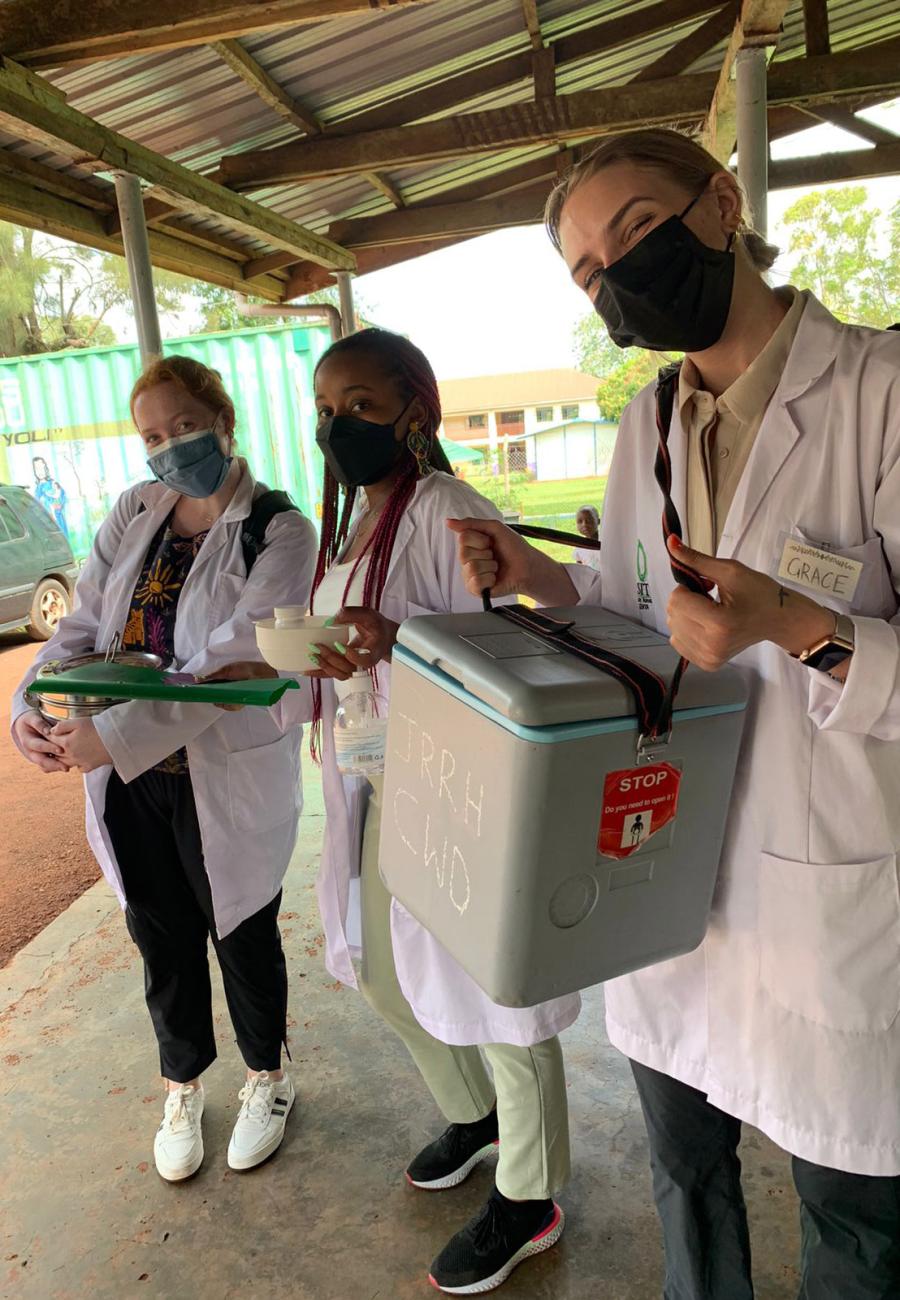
593;191;736;353
316;405;408;489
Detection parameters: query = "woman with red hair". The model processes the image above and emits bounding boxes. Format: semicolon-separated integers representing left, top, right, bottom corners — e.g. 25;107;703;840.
304;329;577;1295
11;355;317;1183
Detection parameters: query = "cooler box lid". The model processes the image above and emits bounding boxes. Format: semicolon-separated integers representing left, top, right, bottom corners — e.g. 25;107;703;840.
395;606;747;730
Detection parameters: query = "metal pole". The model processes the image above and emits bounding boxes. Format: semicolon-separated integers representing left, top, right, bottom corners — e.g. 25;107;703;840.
113;172;162;364
735;47;769;237
233;294;342;342
336;270;357;336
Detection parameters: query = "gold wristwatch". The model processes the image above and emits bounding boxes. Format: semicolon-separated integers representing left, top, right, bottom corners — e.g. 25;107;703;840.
793;611;855;673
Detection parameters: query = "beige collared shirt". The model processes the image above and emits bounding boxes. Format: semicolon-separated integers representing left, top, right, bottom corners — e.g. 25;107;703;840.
681;287;806;554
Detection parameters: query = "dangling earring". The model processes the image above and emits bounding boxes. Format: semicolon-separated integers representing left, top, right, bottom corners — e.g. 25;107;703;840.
407;420;432;477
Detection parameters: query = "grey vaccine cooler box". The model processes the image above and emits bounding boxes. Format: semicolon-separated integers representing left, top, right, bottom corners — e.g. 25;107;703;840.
379;606;748;1008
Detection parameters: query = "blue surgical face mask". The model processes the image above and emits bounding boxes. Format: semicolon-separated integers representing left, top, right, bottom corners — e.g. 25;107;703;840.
147;423;232;498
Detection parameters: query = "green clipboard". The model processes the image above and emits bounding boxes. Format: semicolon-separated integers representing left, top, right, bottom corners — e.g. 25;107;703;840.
30;661;299;707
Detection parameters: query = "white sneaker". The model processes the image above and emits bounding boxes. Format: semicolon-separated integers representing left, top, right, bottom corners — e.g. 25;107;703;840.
227;1072;295;1171
154;1083;204;1182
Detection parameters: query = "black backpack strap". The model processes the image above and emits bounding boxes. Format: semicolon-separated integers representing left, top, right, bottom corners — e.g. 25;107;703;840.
241;489;299;574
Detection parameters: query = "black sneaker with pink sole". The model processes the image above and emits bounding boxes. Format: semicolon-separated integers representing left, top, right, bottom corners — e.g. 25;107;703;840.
428;1186;565;1294
406;1110;499;1191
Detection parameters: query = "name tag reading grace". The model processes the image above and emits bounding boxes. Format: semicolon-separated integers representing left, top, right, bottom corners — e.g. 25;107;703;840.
777;537;864;602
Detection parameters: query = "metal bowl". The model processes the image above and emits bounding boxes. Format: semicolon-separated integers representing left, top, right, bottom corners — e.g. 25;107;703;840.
27;651;165;722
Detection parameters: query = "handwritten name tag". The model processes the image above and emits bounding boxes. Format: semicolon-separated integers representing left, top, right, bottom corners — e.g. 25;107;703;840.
777;538;863;602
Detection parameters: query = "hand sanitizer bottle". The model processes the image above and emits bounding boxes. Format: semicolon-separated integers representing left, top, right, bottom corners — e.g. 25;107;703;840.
334;672;388;776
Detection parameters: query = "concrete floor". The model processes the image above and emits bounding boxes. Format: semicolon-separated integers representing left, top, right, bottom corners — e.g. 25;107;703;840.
1;763;802;1300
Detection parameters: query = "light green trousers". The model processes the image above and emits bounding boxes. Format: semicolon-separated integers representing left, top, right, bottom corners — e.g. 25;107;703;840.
357;777;571;1199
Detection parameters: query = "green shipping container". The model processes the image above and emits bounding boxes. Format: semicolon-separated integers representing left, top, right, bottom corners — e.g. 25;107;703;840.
0;322;332;560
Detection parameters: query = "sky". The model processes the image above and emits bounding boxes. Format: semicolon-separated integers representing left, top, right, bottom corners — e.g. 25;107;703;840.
159;99;900;383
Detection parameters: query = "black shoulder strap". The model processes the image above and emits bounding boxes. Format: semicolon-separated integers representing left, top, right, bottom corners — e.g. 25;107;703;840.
241;489;299;574
653;361;708;598
509;522;601;551
137;490;298;573
481;362;709;743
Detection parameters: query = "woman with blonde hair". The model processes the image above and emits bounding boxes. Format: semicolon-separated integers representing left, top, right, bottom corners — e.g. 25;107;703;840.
451;127;900;1298
12;356;317;1182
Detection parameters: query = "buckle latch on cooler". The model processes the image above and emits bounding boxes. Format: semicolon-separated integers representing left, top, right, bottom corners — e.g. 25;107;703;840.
636;729;672;763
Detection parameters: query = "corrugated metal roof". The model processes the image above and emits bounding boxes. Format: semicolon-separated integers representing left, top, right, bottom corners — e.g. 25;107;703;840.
440;368;603;413
1;0;897;292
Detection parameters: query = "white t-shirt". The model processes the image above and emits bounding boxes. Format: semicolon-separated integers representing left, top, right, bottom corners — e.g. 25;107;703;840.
574;546;603;571
314;554;370;701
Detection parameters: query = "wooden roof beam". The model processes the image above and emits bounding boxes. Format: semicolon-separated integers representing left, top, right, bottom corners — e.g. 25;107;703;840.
220;39;900;187
0;171;286;299
242;249;301;280
519;0;556;99
0;56;354;271
802;0;830;58
803;105;897;146
372;83;897;219
320;0;718;140
220;72;719;186
210;37;322;136
0;147;112;212
704;0;791;161
211;37;404;208
282;236;476;300
521;1;543;52
769;140;900;189
414;154;560;208
768;38;900;106
632;3;737;84
0;0;435;70
766;93;896;142
329;184;551;249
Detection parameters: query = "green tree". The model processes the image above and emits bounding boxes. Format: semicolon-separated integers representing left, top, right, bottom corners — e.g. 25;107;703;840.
780;187;899;328
572;311;632;378
595;351;660;422
0;223;188;356
0;225;52;354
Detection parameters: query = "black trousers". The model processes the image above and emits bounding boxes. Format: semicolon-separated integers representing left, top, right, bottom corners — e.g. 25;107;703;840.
631;1060;900;1300
105;769;288;1082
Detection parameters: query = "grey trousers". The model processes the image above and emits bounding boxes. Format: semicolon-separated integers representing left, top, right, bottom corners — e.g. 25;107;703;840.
630;1060;900;1300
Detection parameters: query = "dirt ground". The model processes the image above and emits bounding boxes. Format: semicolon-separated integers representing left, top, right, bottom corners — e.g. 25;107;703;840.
0;633;99;966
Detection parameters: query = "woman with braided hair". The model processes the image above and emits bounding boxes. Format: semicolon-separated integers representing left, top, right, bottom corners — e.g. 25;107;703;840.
302;328;577;1295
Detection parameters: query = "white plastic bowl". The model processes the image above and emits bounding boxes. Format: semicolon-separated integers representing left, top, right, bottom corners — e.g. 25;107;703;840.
255;614;358;672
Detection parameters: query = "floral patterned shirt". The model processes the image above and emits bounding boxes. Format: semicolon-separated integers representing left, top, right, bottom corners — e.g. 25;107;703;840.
122;514;209;774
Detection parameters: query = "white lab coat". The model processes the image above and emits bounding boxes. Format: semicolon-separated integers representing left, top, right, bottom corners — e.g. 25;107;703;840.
302;472;581;1047
569;293;900;1176
11;465;318;940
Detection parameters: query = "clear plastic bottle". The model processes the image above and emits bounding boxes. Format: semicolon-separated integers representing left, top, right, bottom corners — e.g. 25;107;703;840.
334;672;388;777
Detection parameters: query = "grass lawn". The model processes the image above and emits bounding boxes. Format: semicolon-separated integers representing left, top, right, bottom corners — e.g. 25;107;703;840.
465;473;608;564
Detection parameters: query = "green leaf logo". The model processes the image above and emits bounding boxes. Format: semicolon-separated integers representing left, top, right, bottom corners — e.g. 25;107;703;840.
636;540;648;583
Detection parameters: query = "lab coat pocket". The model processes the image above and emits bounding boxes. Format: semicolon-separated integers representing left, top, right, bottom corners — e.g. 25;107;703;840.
758;851;900;1033
226;730;300;831
778;530;892;615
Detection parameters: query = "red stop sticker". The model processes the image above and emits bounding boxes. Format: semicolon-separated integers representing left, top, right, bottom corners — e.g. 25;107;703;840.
597;762;682;860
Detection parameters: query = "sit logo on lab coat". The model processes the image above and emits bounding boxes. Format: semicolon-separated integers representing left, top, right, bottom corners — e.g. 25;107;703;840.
636;539;653;613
